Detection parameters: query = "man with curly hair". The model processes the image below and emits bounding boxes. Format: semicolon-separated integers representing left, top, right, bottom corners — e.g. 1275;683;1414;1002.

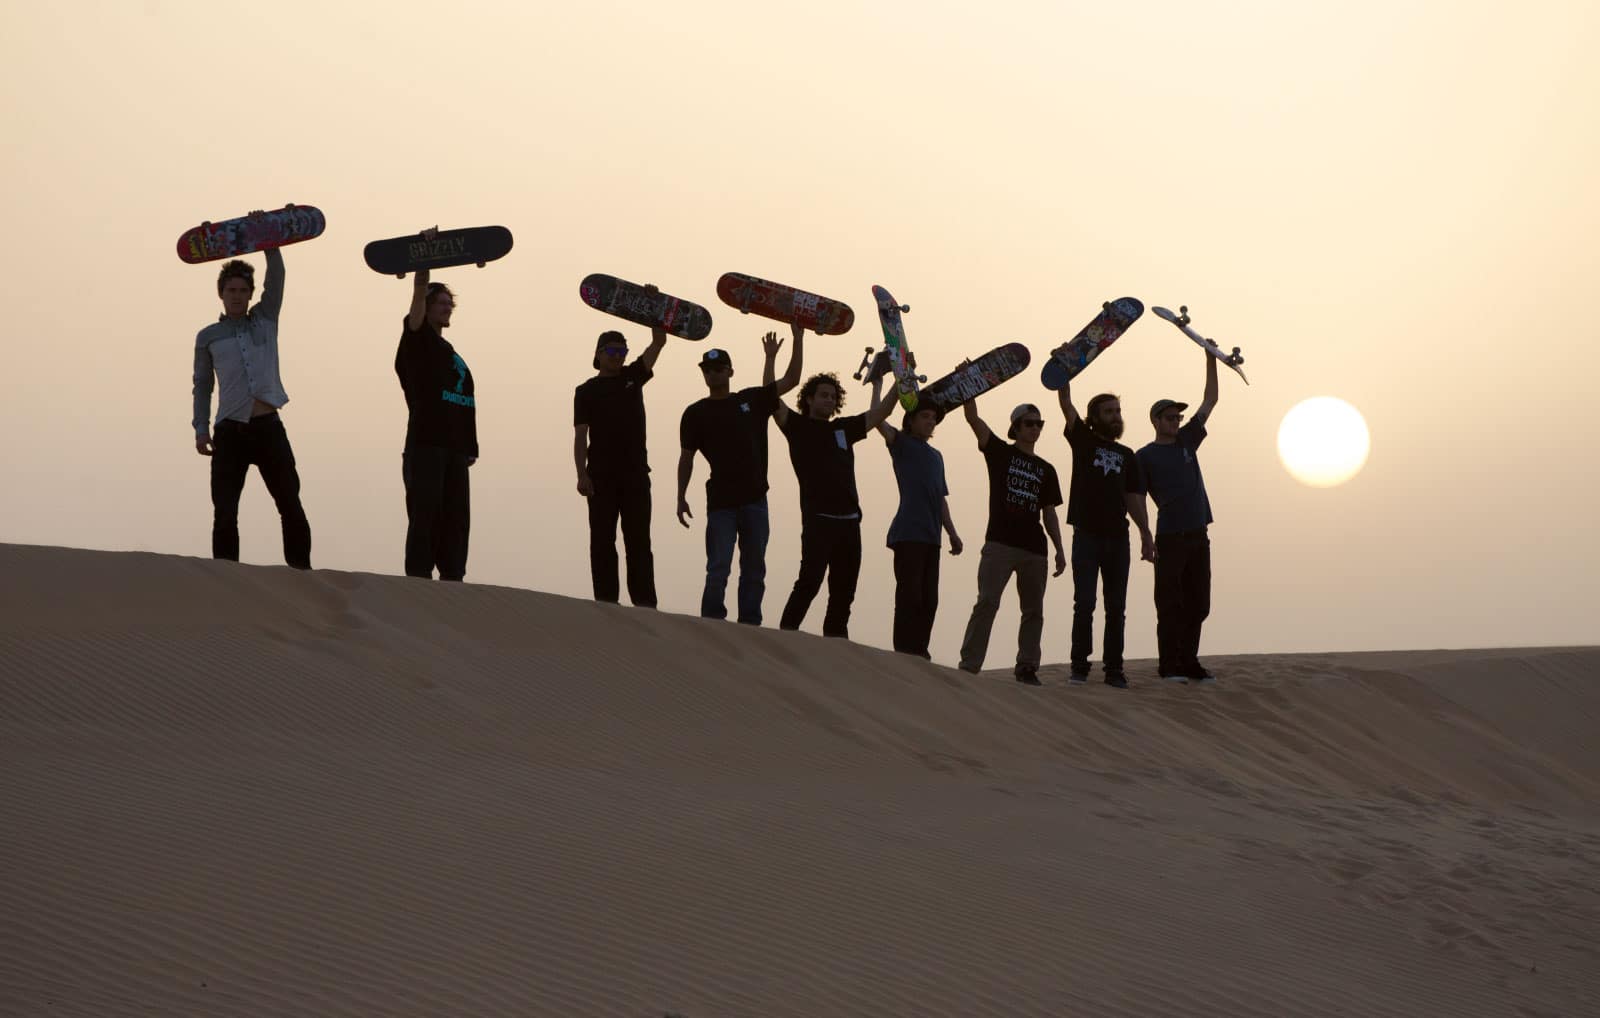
774;371;900;638
191;213;313;569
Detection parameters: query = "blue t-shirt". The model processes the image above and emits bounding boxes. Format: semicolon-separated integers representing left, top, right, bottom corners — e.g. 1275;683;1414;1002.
1136;413;1213;535
886;433;947;547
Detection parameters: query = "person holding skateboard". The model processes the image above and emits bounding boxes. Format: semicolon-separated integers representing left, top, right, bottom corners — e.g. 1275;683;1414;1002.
574;305;668;608
395;230;477;581
191;212;313;570
774;371;901;639
675;325;805;625
1055;379;1154;688
956;398;1066;685
1136;354;1221;684
868;378;963;660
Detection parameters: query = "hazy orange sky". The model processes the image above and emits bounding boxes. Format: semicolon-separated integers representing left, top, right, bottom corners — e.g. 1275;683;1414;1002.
2;1;1596;664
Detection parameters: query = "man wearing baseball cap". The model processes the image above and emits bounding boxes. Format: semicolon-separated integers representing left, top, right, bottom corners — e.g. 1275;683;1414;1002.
676;326;805;624
573;296;669;608
1136;352;1221;683
956;395;1066;685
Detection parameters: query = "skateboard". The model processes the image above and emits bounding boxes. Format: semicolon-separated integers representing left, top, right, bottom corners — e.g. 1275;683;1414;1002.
919;343;1033;416
715;272;855;335
852;347;924;386
579;274;713;341
871;285;920;411
1150;305;1249;384
176;205;325;264
363;226;513;276
1040;298;1144;390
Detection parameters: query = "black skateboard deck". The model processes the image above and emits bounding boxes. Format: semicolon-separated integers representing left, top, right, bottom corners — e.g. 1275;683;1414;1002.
579;273;713;341
363;226;513;276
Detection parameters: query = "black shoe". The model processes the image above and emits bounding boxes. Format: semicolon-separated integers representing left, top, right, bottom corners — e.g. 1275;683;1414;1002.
1104;674;1129;689
1014;665;1042;686
1069;669;1090;686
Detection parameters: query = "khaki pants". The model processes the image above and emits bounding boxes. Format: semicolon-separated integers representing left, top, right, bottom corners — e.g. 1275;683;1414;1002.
959;541;1048;672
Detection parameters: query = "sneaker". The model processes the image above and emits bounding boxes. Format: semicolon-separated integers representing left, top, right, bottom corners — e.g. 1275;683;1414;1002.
1104;674;1129;689
1014;665;1042;686
1069;671;1089;686
1191;672;1219;685
1162;674;1189;684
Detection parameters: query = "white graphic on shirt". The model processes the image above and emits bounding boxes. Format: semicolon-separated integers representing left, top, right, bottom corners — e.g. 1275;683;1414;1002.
739;402;750;413
1005;455;1045;511
1093;447;1124;476
834;429;848;450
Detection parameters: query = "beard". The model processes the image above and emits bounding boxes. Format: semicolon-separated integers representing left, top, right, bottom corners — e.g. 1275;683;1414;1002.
1089;417;1124;440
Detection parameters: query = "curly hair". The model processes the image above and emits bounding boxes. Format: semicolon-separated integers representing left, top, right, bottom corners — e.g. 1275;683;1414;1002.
216;259;254;297
796;373;845;418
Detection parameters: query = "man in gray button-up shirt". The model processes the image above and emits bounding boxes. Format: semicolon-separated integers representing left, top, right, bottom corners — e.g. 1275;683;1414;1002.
192;231;313;569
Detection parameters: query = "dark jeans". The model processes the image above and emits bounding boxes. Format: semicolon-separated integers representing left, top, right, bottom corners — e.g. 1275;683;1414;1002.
703;499;769;624
780;515;862;638
587;472;656;607
210;413;311;569
403;445;471;581
891;542;941;657
1070;529;1131;675
1154;529;1211;677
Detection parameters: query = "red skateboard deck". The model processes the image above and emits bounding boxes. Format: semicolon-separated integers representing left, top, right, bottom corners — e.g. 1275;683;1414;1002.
715;272;855;335
176;205;325;264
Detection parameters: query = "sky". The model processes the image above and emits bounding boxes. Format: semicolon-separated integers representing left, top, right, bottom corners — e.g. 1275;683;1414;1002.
2;0;1596;665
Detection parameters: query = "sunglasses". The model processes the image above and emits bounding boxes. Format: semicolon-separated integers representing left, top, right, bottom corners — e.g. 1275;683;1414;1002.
600;345;628;357
1017;418;1045;429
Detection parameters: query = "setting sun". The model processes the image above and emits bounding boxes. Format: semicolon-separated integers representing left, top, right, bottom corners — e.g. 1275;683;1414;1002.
1277;398;1370;487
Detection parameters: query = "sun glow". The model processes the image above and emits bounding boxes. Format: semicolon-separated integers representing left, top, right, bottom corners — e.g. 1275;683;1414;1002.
1277;398;1371;487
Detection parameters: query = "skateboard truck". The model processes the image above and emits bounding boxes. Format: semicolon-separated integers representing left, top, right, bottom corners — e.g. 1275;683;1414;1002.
1180;305;1243;366
852;346;877;381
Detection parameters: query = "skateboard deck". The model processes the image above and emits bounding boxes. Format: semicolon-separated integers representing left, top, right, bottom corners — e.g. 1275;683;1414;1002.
716;272;855;335
579;274;713;341
871;285;919;411
1151;305;1249;384
920;343;1032;416
1040;298;1143;390
176;205;325;264
363;226;513;276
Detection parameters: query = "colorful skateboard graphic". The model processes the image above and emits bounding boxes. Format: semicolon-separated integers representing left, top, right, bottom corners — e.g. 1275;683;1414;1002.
176;205;325;264
871;285;919;411
1151;305;1249;384
852;347;923;387
579;274;713;341
715;272;855;335
363;226;513;276
1040;298;1144;390
919;343;1033;416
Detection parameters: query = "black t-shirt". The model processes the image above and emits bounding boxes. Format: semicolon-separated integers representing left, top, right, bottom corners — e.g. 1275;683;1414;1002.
1064;422;1145;535
980;438;1063;555
574;362;653;476
778;411;870;517
680;383;781;511
395;318;478;457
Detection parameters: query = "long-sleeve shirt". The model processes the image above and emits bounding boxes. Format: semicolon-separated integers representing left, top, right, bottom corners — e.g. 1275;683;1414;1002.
192;248;288;437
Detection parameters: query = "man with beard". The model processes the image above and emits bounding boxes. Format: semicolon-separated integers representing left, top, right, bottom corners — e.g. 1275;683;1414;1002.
1056;379;1154;688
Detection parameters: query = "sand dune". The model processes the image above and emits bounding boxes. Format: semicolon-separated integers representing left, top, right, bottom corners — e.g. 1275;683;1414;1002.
2;543;1597;1017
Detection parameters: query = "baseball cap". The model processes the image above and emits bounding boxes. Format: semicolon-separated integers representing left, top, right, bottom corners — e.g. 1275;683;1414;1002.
1149;399;1189;420
699;348;733;370
1007;402;1042;439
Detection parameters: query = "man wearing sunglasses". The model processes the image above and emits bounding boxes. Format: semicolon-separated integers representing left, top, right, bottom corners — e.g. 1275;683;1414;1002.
574;304;669;608
675;324;805;625
1136;353;1221;684
956;399;1066;685
1056;379;1155;688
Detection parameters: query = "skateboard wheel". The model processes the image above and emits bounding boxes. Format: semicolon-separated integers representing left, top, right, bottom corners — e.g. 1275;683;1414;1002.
395;273;405;279
476;261;486;268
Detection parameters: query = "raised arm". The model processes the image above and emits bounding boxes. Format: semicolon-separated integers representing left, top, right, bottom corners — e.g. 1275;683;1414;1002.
962;393;993;448
1196;353;1219;419
635;284;668;372
1057;377;1081;432
864;381;901;432
255;246;285;322
405;264;432;332
774;321;804;395
761;330;781;387
869;372;898;444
